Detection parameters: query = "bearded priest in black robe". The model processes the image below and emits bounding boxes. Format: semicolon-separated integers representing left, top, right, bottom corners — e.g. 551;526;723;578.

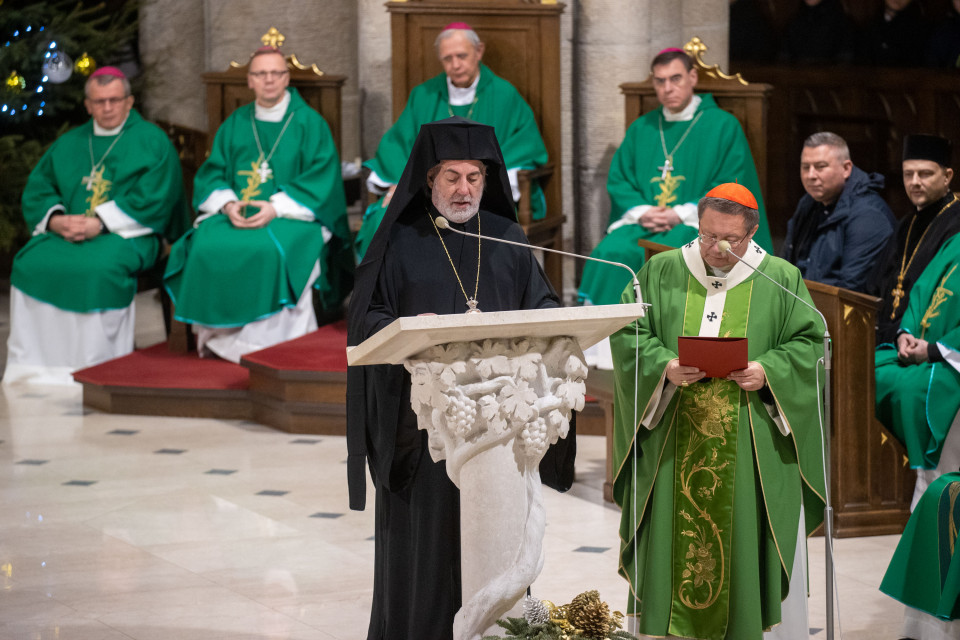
346;117;573;640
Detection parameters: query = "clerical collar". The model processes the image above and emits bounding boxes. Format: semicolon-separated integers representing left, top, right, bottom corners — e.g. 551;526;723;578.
663;94;701;122
255;90;291;122
447;72;480;106
93;116;128;136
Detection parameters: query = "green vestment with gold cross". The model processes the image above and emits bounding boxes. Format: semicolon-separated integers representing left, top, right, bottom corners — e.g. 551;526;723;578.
164;88;351;327
13;109;189;313
610;241;825;640
876;233;960;470
355;63;548;259
579;94;772;306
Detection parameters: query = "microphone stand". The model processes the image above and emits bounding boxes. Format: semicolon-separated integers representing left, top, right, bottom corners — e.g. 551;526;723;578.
435;216;643;302
719;243;835;640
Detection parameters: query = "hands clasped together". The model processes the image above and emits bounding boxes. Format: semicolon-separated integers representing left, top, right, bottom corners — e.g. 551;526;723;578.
223;200;278;229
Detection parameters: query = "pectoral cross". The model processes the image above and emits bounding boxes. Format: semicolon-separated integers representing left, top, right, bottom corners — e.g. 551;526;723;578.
257;160;273;183
890;277;906;320
82;166;103;191
465;298;481;314
658;157;674;181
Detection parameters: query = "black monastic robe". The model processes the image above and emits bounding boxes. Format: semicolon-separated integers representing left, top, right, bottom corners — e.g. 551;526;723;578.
353;206;558;639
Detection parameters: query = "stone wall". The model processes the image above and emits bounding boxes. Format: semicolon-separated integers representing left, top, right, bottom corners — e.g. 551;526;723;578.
139;0;730;298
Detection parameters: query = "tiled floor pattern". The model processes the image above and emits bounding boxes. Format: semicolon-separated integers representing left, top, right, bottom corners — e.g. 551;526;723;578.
0;287;906;639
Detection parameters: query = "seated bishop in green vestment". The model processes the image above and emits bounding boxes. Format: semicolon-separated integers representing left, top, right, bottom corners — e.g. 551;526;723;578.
610;185;825;640
354;22;548;259
4;67;189;385
875;232;960;505
579;49;772;307
164;47;351;363
881;471;960;640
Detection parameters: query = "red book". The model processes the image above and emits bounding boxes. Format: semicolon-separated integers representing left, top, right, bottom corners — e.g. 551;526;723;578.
677;336;748;378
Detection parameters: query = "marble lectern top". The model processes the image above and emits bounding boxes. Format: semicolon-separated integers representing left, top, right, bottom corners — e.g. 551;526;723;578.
347;303;647;366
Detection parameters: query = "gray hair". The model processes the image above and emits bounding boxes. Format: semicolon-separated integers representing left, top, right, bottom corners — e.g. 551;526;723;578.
697;196;760;230
434;27;481;50
803;131;850;162
426;160;488;187
84;74;131;99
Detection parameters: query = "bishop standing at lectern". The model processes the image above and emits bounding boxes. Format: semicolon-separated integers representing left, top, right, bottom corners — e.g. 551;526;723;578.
610;183;826;640
346;117;564;640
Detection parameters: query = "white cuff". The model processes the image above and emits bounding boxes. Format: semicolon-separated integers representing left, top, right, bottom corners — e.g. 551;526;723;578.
506;167;521;202
675;202;699;228
95;200;154;239
641;369;676;430
941;343;960;374
763;396;791;436
198;188;240;215
607;205;652;234
365;170;392;195
270;191;315;221
33;204;66;235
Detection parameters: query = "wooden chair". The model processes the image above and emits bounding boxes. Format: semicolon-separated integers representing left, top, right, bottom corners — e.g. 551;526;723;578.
619;37;772;199
386;0;566;290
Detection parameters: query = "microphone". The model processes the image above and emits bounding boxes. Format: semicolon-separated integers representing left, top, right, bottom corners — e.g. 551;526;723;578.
718;238;836;640
434;216;643;302
717;240;829;339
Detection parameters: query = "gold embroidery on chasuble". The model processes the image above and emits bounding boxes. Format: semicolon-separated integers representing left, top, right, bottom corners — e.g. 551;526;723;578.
650;170;685;208
238;157;271;202
82;167;111;215
919;265;956;340
673;379;738;612
669;273;751;638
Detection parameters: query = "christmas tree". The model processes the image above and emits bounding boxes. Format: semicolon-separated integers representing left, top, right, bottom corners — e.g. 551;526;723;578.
0;0;138;255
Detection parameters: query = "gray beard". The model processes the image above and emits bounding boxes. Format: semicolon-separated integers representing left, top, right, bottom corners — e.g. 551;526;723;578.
433;193;480;224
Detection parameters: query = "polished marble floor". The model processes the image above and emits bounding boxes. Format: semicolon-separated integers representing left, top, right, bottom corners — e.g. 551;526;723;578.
0;289;907;639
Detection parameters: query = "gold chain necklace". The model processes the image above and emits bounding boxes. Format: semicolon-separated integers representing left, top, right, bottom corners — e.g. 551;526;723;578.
657;110;704;179
890;193;958;319
447;95;478;120
429;209;482;313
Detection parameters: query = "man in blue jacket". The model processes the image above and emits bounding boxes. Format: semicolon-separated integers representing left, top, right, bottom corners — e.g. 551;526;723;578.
779;131;895;292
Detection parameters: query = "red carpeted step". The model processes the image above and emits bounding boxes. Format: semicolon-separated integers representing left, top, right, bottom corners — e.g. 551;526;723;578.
242;319;348;372
73;343;248;390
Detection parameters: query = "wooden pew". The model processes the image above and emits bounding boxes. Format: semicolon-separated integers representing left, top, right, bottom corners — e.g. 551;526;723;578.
591;240;914;536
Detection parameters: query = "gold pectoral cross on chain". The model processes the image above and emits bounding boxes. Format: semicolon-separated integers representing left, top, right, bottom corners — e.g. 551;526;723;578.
890;276;906;319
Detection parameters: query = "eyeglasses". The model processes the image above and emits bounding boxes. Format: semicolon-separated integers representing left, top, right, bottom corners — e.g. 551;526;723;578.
87;96;129;107
248;70;289;80
698;230;750;248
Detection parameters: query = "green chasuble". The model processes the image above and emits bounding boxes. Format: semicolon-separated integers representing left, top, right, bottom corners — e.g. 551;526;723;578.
881;471;960;620
610;241;825;640
355;64;548;258
578;95;771;306
164;88;351;327
12;109;189;313
876;233;960;469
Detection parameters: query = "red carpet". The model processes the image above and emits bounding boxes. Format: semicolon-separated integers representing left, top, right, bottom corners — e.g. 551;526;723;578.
73;344;249;390
243;319;348;372
73;320;348;390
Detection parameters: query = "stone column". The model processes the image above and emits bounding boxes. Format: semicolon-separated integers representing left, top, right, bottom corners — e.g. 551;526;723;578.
139;0;206;129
